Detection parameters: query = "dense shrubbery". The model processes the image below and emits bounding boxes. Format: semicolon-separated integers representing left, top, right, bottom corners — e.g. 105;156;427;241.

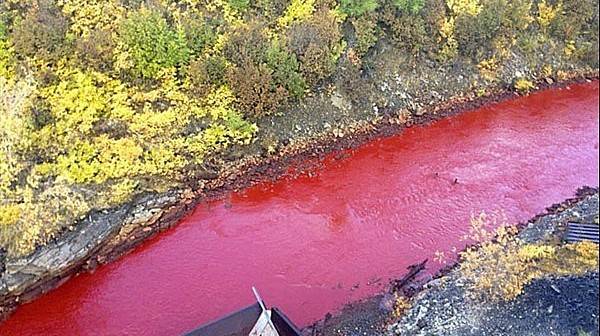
11;0;70;60
380;1;433;54
287;9;343;85
266;42;306;98
453;0;533;59
227;59;289;117
0;17;14;78
351;14;380;56
0;0;597;257
394;0;425;14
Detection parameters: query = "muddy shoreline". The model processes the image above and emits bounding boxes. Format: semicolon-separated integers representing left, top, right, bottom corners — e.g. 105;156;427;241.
304;186;599;335
0;73;597;321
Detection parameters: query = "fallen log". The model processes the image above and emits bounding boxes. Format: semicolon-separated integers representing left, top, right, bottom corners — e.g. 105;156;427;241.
391;259;428;295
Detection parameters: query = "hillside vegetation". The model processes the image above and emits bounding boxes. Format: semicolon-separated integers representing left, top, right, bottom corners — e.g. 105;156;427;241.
0;0;598;257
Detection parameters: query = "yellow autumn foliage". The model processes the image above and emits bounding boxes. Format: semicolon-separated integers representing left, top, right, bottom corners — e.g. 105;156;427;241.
447;0;482;16
514;77;536;93
0;40;14;79
278;0;316;28
57;0;125;38
438;0;481;61
0;0;597;259
537;0;562;33
0;77;35;195
0;64;256;257
460;213;599;302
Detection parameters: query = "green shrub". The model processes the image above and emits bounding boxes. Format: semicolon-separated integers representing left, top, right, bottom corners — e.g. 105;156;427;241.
454;3;500;58
266;42;306;98
351;14;380;56
223;22;306;113
380;1;434;54
181;14;218;55
394;0;425;14
0;18;7;40
340;0;380;17
118;7;190;78
228;0;251;13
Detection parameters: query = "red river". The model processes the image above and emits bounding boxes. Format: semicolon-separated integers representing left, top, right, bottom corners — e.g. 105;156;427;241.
1;82;598;335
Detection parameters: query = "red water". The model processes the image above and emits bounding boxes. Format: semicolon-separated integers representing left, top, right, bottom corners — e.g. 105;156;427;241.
2;82;598;335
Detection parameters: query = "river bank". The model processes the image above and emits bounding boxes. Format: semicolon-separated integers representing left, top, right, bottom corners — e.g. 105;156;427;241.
2;0;600;325
0;71;598;322
306;187;600;336
0;78;598;335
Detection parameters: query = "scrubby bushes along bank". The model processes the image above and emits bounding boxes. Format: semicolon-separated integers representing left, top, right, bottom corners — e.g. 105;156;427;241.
0;0;598;257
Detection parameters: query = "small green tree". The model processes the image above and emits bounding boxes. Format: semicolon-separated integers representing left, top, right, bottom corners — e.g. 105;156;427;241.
118;8;190;78
340;0;380;17
266;43;306;98
394;0;424;14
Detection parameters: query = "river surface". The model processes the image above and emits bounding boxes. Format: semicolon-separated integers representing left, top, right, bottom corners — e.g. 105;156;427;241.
1;82;598;335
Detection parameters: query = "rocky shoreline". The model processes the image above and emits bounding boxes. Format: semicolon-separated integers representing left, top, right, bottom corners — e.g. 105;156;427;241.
0;73;597;321
305;187;599;336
